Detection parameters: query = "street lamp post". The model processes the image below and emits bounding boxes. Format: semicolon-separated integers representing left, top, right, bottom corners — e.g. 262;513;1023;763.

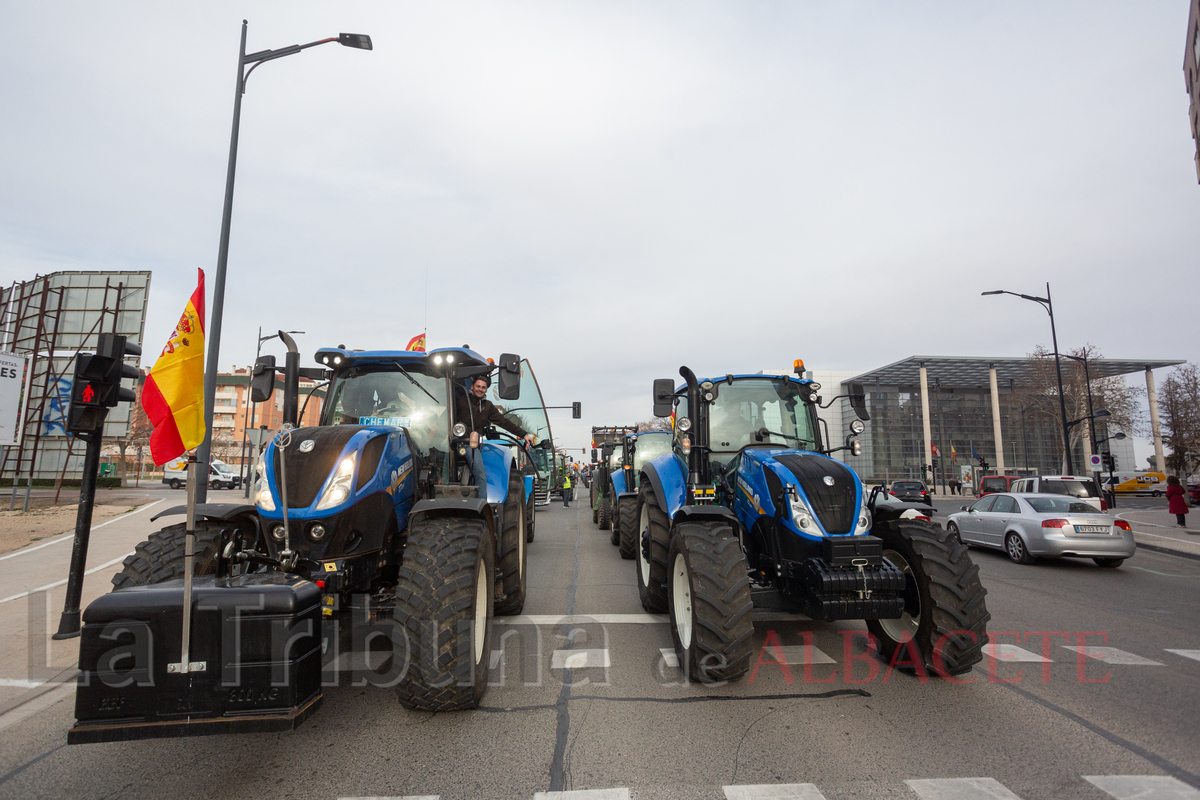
238;328;304;495
982;284;1074;475
194;21;372;504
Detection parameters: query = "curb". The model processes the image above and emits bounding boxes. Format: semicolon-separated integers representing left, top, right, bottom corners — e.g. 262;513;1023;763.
1135;541;1200;562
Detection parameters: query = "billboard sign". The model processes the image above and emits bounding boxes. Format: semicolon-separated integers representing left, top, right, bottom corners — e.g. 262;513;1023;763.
0;352;30;447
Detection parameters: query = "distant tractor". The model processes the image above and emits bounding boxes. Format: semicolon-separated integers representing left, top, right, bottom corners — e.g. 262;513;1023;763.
608;429;673;559
590;426;635;530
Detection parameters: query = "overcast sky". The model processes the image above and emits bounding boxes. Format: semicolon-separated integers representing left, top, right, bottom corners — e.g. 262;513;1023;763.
1;1;1196;455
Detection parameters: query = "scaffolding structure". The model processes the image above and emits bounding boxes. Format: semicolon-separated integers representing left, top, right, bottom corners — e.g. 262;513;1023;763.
0;271;151;508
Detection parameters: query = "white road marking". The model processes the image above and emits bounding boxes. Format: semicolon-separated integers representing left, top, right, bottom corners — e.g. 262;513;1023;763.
905;777;1023;799
0;553;133;606
723;783;827;799
534;791;631;800
0;499;163;562
987;644;1052;662
0;684;75;734
0;678;47;688
773;645;836;665
338;796;439;800
660;648;679;668
1083;775;1200;799
495;614;668;626
1164;649;1200;662
551;649;611;669
1061;646;1164;666
489;650;503;670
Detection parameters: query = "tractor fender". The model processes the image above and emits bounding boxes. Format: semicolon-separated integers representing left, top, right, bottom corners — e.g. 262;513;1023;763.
408;498;496;538
641;455;687;519
480;442;516;505
150;503;257;523
611;470;627;496
673;504;741;531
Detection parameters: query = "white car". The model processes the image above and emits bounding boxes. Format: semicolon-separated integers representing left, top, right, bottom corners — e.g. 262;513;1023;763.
1008;475;1105;511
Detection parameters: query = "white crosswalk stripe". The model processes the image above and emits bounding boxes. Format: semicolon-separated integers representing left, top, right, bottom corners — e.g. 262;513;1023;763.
1061;646;1164;665
533;791;630;799
1083;775;1200;799
551;649;611;669
660;648;679;668
338;796;439;799
905;777;1023;799
1164;649;1200;663
987;644;1052;662
723;783;827;799
773;645;837;665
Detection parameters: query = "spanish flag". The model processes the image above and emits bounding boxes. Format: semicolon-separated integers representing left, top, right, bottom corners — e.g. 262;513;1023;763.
142;269;206;465
405;333;426;352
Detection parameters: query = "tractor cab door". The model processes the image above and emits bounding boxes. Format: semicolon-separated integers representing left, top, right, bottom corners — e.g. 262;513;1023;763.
486;358;552;446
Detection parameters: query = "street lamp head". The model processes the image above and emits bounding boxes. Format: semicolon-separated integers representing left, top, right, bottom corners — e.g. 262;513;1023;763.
1093;409;1111;419
339;33;373;50
1113;431;1126;440
980;290;1005;296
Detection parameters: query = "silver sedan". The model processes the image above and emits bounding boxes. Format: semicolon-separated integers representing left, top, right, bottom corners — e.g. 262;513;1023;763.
946;492;1135;568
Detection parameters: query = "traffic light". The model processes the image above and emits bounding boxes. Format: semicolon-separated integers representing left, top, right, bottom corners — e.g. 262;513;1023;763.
1102;452;1116;471
67;333;142;433
931;457;939;468
979;460;989;471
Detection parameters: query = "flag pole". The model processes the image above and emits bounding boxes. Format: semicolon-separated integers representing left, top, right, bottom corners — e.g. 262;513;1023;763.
170;454;204;674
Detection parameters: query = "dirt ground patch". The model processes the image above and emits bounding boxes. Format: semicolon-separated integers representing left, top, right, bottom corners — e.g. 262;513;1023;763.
0;502;140;556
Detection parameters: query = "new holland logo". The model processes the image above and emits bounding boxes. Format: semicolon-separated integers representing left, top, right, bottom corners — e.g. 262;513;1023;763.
823;475;835;486
298;440;315;453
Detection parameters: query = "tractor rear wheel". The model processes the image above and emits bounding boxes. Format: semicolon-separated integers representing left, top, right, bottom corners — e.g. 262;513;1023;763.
591;483;598;524
617;497;638;560
598;495;612;530
526;489;536;543
111;518;254;589
636;485;670;613
610;498;621;545
495;471;528;616
866;519;989;677
667;521;754;684
395;517;495;711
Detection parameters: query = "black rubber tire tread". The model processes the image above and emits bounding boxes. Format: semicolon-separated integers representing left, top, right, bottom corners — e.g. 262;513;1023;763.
866;519;990;677
947;521;963;545
495;469;527;616
610;497;621;546
667;522;754;684
617;497;638;560
598;495;612;531
111;520;234;590
591;482;598;524
1093;557;1124;568
169;479;182;490
1005;532;1036;565
636;484;670;613
526;490;536;542
394;517;494;711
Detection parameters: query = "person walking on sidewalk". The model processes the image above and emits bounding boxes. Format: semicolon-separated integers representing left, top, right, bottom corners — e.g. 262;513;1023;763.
1166;475;1189;529
562;473;573;508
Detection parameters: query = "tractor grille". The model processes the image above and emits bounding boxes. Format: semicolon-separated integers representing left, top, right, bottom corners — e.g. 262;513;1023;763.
774;454;857;534
273;426;361;508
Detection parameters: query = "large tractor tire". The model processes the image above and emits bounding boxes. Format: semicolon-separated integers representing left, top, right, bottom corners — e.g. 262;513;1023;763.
617;497;638;559
636;484;670;613
395;517;495;711
591;482;598;524
112;519;250;589
598;495;612;531
866;519;990;677
526;489;536;543
495;471;528;616
609;497;621;546
667;521;754;684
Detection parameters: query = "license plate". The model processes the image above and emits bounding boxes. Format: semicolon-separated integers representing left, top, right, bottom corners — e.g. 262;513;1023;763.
1074;525;1109;533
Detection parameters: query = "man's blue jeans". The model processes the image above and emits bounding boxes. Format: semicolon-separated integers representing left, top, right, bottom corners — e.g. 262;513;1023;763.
465;447;487;494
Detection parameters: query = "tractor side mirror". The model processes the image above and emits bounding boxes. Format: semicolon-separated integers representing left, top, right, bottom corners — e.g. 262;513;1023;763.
497;353;521;400
848;382;870;421
572;401;581;419
591;448;598;461
601;443;615;459
652;378;675;418
250;355;277;403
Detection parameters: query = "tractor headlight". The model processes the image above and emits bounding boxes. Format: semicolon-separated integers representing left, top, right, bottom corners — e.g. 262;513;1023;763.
854;507;872;535
677;417;692;432
315;456;357;511
851;440;862;456
809;382;822;392
254;452;275;511
308;523;328;542
789;488;820;535
850;419;865;434
453;423;467;438
270;524;287;542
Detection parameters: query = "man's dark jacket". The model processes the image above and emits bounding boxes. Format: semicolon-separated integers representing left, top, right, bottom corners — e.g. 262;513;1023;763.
456;393;529;438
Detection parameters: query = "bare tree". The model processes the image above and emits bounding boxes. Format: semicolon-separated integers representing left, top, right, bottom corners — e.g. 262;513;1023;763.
1012;345;1143;470
636;417;672;432
1159;362;1200;476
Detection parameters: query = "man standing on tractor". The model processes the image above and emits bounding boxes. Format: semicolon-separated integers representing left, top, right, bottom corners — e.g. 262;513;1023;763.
457;376;535;487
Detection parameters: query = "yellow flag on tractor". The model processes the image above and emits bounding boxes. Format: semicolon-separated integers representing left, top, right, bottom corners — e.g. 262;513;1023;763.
142;269;207;465
405;333;426;352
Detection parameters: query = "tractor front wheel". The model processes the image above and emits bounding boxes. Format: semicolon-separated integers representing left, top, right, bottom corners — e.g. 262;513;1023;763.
866;519;990;677
395;517;495;711
598;495;612;530
617;497;638;560
111;518;254;589
667;522;754;684
636;485;670;613
495;471;528;616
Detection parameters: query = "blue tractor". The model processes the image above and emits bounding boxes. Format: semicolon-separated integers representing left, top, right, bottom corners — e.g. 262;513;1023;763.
608;429;673;559
590;426;636;531
70;346;553;743
636;364;990;684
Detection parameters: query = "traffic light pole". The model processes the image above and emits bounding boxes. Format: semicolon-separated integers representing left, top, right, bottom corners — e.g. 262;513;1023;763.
52;424;104;639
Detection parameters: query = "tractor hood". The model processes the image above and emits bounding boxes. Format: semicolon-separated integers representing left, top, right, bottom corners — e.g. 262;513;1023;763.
740;447;865;537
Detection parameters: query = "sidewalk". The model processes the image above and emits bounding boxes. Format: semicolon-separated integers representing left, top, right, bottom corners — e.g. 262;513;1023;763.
1111;506;1200;560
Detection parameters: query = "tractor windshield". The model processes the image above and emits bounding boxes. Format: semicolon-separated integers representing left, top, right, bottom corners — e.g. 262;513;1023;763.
631;431;672;472
707;378;819;455
530;442;553;480
324;366;451;477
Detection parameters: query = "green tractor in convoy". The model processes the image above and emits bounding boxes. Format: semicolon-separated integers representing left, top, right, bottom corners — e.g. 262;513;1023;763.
590;426;635;529
606;428;674;559
68;345;558;743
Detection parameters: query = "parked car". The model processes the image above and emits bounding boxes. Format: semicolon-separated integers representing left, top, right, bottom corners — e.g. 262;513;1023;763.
978;474;1020;497
1186;482;1199;506
1009;474;1105;511
889;480;931;503
946;492;1134;568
